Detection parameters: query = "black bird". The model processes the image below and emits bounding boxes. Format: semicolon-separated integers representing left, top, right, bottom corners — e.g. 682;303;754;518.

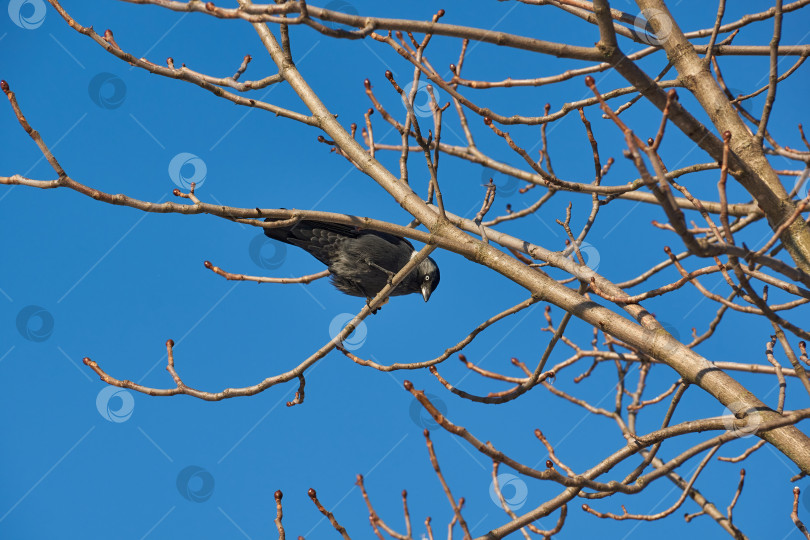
263;218;440;303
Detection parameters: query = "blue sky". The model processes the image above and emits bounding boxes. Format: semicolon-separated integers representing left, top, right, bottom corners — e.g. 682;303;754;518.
2;1;809;538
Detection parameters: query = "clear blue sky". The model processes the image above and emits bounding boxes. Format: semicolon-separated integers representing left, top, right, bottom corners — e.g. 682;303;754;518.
2;1;809;538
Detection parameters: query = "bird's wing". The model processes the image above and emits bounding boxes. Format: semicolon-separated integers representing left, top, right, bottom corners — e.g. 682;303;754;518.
302;221;415;251
296;220;362;239
283;222;351;267
265;219;417;271
343;231;414;279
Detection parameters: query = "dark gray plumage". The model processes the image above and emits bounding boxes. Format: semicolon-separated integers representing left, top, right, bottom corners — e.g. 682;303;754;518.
263;218;440;302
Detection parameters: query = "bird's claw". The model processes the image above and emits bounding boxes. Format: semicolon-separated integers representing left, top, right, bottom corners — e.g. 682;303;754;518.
365;259;395;283
366;296;389;314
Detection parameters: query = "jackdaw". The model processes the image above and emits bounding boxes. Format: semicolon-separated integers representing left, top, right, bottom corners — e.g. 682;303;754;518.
263;218;440;303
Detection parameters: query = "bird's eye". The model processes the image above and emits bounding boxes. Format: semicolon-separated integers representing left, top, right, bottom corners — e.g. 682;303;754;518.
424;275;430;282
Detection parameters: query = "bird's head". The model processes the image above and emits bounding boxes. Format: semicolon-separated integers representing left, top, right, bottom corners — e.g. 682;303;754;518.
417;257;440;302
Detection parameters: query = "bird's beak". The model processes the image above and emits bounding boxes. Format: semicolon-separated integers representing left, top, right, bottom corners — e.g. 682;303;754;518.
421;283;431;302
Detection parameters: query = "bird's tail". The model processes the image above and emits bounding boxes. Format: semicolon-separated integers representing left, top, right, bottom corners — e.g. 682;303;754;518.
262;217;297;244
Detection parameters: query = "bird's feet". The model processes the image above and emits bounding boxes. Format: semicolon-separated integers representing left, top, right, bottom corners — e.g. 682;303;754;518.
366;296;390;314
364;259;396;285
